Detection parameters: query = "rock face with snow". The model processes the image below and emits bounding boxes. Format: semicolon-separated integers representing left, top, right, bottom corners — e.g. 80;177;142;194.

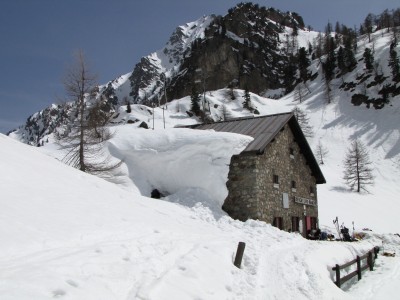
8;3;305;143
163;4;304;100
124;3;309;104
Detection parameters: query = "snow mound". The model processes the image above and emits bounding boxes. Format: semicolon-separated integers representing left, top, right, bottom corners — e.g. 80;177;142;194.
107;127;253;207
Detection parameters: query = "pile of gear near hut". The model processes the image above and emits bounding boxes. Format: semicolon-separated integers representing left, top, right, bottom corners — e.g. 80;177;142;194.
307;217;366;241
306;218;398;258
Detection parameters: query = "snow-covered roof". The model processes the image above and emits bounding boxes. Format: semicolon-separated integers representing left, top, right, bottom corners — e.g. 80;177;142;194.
190;112;326;184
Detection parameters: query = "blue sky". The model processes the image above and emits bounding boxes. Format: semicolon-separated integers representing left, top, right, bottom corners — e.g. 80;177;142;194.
1;0;399;133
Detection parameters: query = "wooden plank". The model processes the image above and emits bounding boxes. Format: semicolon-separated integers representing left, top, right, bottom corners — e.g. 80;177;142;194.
340;258;358;269
331;247;379;288
360;264;369;272
335;264;340;288
368;252;374;271
341;270;359;285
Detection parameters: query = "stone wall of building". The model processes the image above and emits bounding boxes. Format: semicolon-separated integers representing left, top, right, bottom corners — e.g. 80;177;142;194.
223;125;318;233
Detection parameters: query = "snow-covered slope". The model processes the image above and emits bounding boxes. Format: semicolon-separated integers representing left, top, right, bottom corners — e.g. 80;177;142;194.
31;72;400;235
2;131;400;300
287;28;400;233
104;79;400;233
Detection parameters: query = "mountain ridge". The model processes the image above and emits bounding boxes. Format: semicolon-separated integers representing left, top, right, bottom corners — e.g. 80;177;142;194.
7;3;400;148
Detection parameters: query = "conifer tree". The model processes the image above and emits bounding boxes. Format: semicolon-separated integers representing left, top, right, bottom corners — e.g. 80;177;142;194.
125;97;132;113
337;46;346;74
389;41;400;81
298;47;310;82
242;87;252;111
335;21;341;35
190;86;201;116
363;48;374;71
343;35;356;71
321;46;335;104
283;55;297;93
343;140;374;193
322;37;336;81
294;84;305;103
364;13;374;43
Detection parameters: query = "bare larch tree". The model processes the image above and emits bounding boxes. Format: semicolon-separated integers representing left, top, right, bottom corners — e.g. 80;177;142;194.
315;139;329;165
56;50;120;175
343;139;374;193
293;107;314;138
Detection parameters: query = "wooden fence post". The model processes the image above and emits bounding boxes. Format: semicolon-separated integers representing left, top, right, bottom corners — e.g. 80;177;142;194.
332;247;379;288
356;256;362;280
234;242;246;268
374;247;379;259
335;264;341;288
368;251;373;271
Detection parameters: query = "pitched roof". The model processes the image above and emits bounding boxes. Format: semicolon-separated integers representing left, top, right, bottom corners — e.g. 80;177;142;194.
188;112;326;184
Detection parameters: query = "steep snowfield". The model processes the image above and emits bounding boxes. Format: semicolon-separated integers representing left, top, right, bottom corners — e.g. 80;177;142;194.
89;79;400;234
2;132;400;300
288;29;400;233
98;27;400;234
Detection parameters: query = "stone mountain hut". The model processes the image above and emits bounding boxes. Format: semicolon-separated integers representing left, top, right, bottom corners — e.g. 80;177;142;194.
190;112;326;237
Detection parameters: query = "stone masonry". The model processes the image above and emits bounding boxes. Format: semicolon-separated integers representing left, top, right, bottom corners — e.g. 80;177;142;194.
222;124;318;233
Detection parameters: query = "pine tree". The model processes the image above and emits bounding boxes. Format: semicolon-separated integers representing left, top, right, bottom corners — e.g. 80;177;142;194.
190;86;201;116
343;140;374;193
389;41;400;82
298;47;310;82
343;35;356;72
283;55;297;93
363;48;374;70
364;13;374;43
242;87;252;111
324;23;335;55
335;21;341;35
125;97;132;113
322;37;336;81
337;46;346;74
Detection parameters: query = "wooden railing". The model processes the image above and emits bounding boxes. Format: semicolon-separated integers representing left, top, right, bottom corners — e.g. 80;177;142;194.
332;246;380;288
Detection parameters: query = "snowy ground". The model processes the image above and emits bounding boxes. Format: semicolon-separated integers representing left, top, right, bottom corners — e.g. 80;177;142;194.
1;112;400;299
4;85;400;298
3;27;400;299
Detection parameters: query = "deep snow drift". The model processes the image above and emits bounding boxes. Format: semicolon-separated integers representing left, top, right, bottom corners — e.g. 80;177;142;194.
107;127;253;206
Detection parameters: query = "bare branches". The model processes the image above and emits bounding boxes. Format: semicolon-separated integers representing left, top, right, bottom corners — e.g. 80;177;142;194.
55;51;120;176
293;107;314;138
343;139;374;193
63;50;97;101
315;140;329;165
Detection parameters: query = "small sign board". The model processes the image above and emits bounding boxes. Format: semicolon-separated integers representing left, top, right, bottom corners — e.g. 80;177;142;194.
282;193;289;208
294;196;316;206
